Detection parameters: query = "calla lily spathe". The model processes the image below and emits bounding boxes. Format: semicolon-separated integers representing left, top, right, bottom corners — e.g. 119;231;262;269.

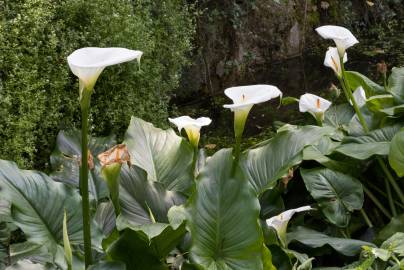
67;47;143;94
266;205;313;247
324;47;347;77
350;86;367;107
316;25;359;56
299;93;332;124
223;85;282;138
168;116;212;147
223;85;282;111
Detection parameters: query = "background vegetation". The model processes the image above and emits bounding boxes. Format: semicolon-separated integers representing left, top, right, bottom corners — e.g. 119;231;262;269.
0;0;195;169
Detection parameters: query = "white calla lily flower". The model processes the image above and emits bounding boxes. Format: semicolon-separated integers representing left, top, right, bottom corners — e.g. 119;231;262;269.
168;116;212;147
324;47;347;77
67;47;143;95
299;93;332;124
350;86;367;107
316;25;359;56
223;85;282;138
266;206;313;247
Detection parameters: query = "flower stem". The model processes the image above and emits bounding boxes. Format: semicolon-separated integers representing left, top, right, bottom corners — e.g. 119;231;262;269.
384;175;397;216
339;58;369;132
80;91;93;267
360;208;373;228
339;57;404;208
191;146;199;177
378;158;404;204
363;185;392;219
367;181;404;209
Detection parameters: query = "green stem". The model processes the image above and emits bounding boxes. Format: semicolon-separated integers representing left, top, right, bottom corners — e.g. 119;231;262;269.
378;158;404;204
363;185;392;219
360;208;373;228
367;181;404;209
191;146;198;177
232;135;242;175
384;175;397;216
383;73;388;91
339;57;404;208
80;92;93;267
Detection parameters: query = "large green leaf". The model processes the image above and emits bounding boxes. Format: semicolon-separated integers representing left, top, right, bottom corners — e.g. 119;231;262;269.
124;117;194;194
241;125;334;194
389;130;404;177
50;129;116;201
107;229;168;270
376;214;404;243
348;106;384;136
88;261;126;270
5;260;57;270
119;164;186;226
345;71;385;96
287;226;373;256
109;164;187;269
0;160;101;263
336;125;402;160
115;217;186;258
324;104;355;130
300;168;364;227
387;67;404;103
187;149;264;269
366;94;395;113
95;202;116;236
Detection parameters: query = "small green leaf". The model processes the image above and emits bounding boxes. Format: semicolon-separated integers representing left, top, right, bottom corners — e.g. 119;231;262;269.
389;130;404;177
281;96;299;106
387;67;404;103
366;94;395;113
345;71;385;96
63;210;72;270
381;233;404;256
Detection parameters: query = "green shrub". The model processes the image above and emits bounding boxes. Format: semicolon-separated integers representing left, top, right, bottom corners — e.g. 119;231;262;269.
0;0;195;169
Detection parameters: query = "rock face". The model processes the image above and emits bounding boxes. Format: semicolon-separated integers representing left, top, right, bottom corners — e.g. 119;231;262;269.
177;0;403;99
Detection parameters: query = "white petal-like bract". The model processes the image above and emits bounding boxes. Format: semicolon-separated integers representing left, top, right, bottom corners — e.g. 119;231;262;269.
299;93;332;114
316;25;359;55
324;47;347;76
223;84;282;111
351;86;367;107
266;205;313;246
168;116;212;132
67;47;143;89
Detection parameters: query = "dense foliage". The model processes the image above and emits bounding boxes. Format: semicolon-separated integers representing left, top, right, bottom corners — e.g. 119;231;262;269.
0;0;194;169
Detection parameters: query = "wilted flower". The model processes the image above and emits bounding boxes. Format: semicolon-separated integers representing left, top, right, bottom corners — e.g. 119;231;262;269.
316;25;359;56
223;85;282;138
168;116;212;147
67;47;142;97
376;61;387;76
97;144;131;215
350;86;367;107
329;83;341;99
97;144;131;167
324;47;347;77
299;93;332;124
266;206;314;247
